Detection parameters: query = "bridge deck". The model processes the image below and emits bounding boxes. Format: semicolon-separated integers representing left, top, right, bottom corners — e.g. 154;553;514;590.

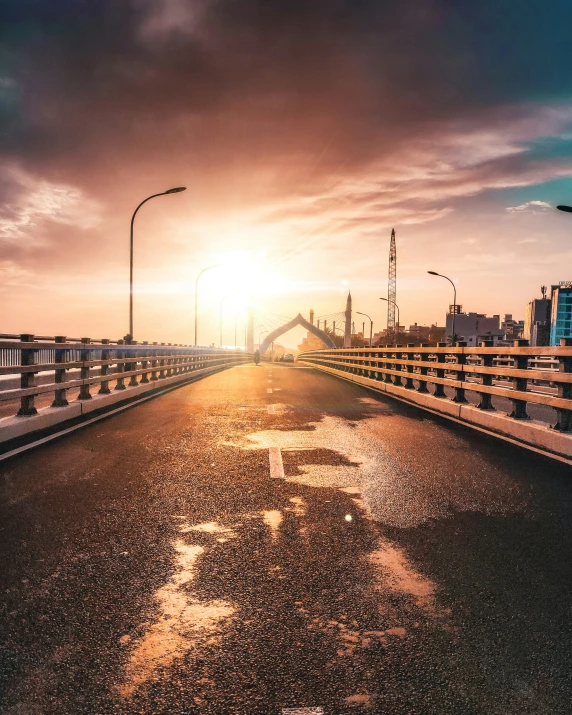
1;364;571;714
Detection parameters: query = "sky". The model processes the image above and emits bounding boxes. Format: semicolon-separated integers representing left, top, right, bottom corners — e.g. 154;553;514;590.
2;0;572;348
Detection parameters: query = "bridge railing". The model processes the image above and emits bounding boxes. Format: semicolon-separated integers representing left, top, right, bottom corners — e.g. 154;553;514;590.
298;340;572;460
0;334;251;421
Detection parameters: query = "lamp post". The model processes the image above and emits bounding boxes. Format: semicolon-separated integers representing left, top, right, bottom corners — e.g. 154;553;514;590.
258;329;268;349
194;263;222;346
129;187;186;339
356;311;373;347
379;297;400;342
428;271;457;345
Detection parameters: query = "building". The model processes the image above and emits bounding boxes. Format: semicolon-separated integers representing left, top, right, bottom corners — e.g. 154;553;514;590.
549;282;572;345
298;331;327;352
524;288;551;346
446;311;501;346
407;323;432;341
428;325;446;343
501;314;524;341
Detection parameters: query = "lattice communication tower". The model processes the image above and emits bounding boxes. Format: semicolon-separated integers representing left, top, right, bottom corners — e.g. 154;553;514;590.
387;228;396;332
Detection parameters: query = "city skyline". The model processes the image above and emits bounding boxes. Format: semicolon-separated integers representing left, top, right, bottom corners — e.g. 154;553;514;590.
2;1;572;345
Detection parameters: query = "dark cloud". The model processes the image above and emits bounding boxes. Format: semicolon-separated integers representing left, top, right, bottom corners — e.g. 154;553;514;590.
1;0;572;319
2;0;571;192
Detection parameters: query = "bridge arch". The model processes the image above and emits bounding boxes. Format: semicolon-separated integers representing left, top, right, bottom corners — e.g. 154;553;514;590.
259;313;335;354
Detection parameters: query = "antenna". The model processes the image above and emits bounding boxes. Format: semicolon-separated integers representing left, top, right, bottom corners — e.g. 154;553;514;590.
387;229;396;334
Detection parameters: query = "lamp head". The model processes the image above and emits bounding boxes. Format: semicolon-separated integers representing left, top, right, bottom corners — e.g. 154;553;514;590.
557;205;572;213
427;270;438;275
379;297;387;301
166;186;187;194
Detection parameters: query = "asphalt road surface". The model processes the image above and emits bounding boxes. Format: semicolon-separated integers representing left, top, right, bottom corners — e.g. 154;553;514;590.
1;364;571;714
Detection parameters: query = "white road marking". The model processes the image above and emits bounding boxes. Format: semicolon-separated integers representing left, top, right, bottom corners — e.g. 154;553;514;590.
267;388;273;394
267;404;276;414
269;447;284;479
268;379;272;383
282;708;324;714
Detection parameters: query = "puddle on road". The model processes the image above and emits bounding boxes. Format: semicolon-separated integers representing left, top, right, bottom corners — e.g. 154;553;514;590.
118;519;235;699
230;412;527;528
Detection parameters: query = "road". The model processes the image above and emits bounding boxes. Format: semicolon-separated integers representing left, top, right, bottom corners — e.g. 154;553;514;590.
1;363;571;714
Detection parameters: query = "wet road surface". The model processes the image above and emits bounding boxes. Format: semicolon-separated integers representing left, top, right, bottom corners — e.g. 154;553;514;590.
0;364;571;714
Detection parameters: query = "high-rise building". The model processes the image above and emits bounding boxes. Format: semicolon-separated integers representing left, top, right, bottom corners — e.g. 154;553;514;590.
549;282;572;345
524;289;551;346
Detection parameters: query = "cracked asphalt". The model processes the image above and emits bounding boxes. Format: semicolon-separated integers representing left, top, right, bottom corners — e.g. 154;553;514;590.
1;363;571;714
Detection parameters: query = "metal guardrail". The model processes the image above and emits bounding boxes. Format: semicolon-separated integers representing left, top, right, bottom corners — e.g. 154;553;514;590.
298;340;572;432
0;334;251;418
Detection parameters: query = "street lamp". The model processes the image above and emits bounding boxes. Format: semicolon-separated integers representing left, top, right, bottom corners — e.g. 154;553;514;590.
258;329;268;348
379;298;400;341
428;271;457;345
129;187;186;339
557;205;572;213
356;311;373;347
194;263;222;346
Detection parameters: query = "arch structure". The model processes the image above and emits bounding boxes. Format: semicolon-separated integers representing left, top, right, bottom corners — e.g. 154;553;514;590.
259;313;335;354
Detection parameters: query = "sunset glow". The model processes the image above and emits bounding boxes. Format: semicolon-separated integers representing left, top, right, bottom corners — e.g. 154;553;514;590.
2;1;572;347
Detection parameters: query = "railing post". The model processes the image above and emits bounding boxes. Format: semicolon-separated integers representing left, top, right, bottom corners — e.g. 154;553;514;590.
17;334;38;416
374;350;383;381
115;339;126;390
140;341;150;384
477;340;495;410
383;347;392;383
158;344;167;378
78;338;92;400
553;338;572;431
52;336;69;407
99;339;111;394
451;341;468;403
151;342;159;380
405;344;415;389
127;338;139;387
393;346;403;386
417;343;430;393
433;342;447;397
509;339;529;419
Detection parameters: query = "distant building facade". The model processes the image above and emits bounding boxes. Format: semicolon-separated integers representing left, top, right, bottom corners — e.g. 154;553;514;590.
446;311;501;346
550;282;572;345
524;291;551;346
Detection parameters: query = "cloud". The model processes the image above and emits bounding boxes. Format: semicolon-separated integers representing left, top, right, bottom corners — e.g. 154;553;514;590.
0;165;101;244
506;200;553;213
2;0;572;339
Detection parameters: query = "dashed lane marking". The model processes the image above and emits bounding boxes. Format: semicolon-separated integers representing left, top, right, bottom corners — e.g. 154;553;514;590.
267;388;273;394
269;447;284;479
267;404;276;414
282;708;324;714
